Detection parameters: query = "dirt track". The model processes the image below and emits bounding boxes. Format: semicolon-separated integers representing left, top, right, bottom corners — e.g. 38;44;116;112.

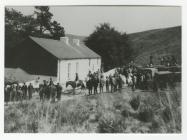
4;85;153;107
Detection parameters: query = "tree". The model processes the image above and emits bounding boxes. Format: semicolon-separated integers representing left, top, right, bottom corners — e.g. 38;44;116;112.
34;6;53;35
5;7;65;48
34;6;65;39
50;20;65;40
5;7;65;67
85;23;133;71
5;8;37;37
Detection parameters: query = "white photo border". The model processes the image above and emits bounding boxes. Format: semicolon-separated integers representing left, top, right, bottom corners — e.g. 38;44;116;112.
0;0;186;140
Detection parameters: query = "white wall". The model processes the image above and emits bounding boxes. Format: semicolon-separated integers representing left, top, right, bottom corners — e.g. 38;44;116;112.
57;58;101;84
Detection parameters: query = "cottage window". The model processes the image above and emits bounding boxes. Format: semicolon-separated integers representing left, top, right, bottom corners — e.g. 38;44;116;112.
76;62;79;74
68;63;71;80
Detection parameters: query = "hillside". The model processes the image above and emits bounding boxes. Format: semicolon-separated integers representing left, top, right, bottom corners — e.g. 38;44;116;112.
67;26;182;66
129;26;181;65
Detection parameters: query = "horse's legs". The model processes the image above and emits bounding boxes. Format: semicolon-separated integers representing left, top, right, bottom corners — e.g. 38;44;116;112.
96;87;98;94
89;88;92;95
91;87;93;95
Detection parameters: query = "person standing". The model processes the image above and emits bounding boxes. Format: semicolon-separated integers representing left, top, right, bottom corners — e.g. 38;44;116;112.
5;85;11;104
112;76;117;92
75;73;79;81
105;76;109;92
109;75;113;92
22;83;27;100
17;86;23;102
118;75;123;91
93;75;99;94
28;83;34;100
43;80;49;100
10;85;16;102
39;84;44;101
86;77;92;95
131;74;136;91
171;55;177;66
16;84;21;101
99;75;105;93
160;57;164;65
88;70;92;78
49;81;57;103
56;83;62;101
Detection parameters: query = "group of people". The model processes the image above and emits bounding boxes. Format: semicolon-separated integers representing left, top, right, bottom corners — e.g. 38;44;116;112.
84;64;153;95
4;83;34;103
4;78;63;104
119;62;153;91
6;56;177;104
38;78;62;102
86;70;124;95
4;61;156;104
160;55;177;67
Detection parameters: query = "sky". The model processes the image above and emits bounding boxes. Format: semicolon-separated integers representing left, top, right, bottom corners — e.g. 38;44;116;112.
7;6;181;36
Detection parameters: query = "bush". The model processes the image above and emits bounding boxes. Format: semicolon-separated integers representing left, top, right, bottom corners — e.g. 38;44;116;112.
97;112;126;133
162;106;172;123
129;95;140;111
121;109;130;118
138;104;154;122
149;119;160;133
113;102;122;110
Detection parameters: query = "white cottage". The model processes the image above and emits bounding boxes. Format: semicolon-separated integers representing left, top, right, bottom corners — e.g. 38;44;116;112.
57;37;101;83
18;36;101;84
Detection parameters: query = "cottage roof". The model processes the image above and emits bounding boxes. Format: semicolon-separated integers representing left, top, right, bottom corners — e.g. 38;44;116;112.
29;36;100;59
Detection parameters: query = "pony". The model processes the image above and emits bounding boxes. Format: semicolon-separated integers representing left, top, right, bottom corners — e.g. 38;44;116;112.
66;80;86;94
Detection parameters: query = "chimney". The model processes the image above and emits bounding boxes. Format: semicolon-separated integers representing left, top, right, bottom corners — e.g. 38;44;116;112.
73;39;80;46
60;37;69;45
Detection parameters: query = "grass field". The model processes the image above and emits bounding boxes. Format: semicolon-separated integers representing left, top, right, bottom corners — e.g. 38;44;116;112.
4;84;181;133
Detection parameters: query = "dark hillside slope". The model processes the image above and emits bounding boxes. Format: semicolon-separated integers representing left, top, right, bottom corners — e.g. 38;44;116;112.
129;26;181;65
